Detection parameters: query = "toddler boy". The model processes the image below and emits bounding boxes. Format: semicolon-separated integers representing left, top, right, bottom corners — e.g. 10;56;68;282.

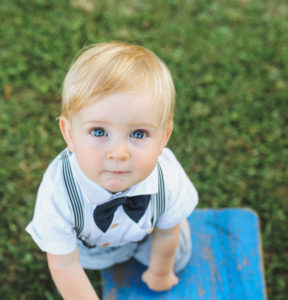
26;42;198;299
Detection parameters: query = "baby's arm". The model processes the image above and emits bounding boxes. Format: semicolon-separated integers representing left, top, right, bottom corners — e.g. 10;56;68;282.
142;223;180;291
47;248;99;300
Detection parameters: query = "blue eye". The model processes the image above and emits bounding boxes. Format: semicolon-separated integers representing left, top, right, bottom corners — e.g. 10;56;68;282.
91;128;107;137
131;130;147;139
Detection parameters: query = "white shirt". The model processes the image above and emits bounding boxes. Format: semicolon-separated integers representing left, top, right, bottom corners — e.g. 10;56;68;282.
26;148;198;255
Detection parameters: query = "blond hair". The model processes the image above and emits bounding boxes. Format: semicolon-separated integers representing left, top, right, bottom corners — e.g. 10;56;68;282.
61;42;175;125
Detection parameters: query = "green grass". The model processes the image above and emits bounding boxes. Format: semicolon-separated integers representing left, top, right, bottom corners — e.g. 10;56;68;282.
0;0;287;298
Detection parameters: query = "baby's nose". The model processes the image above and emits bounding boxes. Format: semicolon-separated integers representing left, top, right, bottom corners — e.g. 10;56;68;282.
106;143;130;161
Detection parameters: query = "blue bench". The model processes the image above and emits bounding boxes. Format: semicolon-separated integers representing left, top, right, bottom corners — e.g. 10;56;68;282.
101;208;267;299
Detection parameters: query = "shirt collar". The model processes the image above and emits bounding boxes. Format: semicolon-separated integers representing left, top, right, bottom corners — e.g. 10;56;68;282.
69;152;158;205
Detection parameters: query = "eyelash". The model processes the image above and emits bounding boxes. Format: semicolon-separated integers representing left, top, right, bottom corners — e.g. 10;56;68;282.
89;128;150;139
89;128;107;137
130;129;149;139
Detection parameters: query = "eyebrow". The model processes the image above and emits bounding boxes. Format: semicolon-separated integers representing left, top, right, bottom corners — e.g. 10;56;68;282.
81;120;158;129
132;123;158;129
81;120;111;126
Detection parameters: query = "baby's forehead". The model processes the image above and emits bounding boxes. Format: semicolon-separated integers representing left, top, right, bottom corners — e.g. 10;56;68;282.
73;90;169;126
90;90;165;108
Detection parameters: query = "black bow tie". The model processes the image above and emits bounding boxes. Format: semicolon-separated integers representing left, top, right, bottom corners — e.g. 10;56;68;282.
93;195;151;233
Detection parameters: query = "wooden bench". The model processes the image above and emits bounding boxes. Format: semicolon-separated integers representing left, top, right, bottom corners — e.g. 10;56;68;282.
101;208;267;299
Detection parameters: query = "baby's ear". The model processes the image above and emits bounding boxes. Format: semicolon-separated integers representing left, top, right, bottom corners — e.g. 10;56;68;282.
59;117;75;152
161;120;173;150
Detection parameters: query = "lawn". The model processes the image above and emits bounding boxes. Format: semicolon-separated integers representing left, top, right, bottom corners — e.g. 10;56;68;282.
0;0;287;299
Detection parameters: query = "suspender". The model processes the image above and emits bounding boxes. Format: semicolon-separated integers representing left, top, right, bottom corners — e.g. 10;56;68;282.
61;149;166;239
150;163;166;227
61;150;84;238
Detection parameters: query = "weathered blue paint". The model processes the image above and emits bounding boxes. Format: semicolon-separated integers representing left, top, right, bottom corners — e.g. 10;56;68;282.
101;208;266;300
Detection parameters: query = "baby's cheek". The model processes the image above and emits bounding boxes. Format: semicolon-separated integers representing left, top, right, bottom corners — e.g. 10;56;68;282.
137;156;157;175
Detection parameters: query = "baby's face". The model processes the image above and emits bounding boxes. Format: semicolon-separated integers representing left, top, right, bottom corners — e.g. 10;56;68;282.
61;91;172;193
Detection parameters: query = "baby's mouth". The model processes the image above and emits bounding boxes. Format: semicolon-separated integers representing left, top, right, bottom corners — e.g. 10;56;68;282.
106;170;129;174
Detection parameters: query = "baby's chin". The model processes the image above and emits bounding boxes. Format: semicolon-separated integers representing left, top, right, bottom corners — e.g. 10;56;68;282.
100;181;132;194
92;171;153;194
101;177;146;194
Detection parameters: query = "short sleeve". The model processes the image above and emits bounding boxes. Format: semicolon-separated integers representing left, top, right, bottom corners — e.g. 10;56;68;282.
25;158;77;255
155;148;198;229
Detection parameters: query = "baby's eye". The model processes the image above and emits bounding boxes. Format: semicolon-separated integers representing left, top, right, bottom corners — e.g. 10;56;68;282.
131;130;148;139
90;128;107;137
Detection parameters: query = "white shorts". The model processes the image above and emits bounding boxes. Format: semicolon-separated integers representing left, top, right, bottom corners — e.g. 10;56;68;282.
78;220;191;273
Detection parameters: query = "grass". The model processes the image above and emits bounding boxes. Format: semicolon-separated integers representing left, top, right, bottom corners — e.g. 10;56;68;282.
0;0;287;298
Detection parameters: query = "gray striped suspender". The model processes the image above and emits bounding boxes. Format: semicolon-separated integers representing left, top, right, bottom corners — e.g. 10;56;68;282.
61;149;165;238
151;163;166;227
61;150;84;238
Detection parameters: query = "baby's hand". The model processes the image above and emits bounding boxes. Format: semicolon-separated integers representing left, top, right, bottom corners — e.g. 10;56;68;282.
141;269;179;291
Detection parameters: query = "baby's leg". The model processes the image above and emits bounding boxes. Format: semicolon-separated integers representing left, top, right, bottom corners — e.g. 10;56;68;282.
77;240;138;270
133;218;192;273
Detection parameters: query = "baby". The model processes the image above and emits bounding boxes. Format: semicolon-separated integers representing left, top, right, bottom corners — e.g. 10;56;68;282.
26;42;198;299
